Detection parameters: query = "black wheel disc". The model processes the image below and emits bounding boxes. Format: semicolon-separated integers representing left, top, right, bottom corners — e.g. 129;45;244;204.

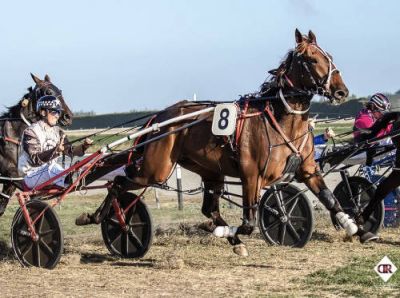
101;192;153;258
332;176;384;233
258;183;314;248
11;200;63;269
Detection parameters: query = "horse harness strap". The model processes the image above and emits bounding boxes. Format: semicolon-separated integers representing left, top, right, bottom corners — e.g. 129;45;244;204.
235;100;266;147
127;115;157;165
0;136;20;146
234;100;309;155
264;106;309;155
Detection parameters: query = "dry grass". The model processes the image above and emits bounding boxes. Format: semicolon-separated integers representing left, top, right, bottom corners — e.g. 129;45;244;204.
0;194;399;297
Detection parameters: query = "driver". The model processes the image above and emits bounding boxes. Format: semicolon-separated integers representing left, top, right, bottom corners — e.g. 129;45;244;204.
353;93;392;142
18;95;93;190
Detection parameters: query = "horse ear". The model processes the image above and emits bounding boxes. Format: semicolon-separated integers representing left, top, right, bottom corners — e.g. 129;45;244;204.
295;28;303;44
308;30;317;44
44;74;51;82
268;69;278;76
30;73;42;85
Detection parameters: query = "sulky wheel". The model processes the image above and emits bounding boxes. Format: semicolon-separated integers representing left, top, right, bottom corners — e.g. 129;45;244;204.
11;200;64;269
101;192;153;258
332;176;384;234
258;183;314;248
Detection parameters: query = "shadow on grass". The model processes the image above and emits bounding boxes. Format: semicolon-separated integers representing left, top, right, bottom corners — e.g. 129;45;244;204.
80;252;156;268
80;252;118;264
240;264;275;269
310;231;335;243
111;260;155;268
376;238;400;247
0;239;13;261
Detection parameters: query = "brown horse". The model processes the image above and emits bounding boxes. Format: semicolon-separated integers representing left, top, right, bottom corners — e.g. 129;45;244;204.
81;29;364;255
0;74;73;216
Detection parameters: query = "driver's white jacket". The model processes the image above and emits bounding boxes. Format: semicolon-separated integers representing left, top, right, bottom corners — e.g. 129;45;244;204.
18;120;85;176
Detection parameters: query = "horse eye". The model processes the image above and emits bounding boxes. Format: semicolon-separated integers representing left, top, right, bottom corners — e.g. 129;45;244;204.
308;58;318;64
46;89;54;95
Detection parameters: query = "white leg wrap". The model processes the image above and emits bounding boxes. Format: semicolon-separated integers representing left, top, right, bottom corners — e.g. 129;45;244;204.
335;212;358;236
213;226;238;238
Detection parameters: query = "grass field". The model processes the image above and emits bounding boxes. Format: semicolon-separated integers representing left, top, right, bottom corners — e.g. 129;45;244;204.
0;192;399;297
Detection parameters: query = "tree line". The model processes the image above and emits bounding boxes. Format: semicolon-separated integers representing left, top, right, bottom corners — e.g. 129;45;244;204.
69;92;400;129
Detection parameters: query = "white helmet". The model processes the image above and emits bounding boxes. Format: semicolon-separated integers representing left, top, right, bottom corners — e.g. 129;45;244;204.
369;93;390;112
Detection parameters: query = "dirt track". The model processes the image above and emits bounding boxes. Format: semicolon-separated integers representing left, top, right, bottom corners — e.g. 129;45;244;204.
0;221;399;297
0;193;399;297
0;166;399;297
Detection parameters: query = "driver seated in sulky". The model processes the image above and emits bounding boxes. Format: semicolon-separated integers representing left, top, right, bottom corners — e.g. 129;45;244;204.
18;95;93;190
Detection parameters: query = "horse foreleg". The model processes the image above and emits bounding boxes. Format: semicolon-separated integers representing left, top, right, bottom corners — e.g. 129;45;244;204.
298;163;358;236
0;182;15;216
0;167;17;216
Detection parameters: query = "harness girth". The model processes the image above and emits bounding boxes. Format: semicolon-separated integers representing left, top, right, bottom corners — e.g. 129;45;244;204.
234;99;309;156
233;98;310;182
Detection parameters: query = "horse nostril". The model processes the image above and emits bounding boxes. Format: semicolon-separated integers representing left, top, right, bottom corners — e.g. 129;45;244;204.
64;113;71;121
334;90;348;99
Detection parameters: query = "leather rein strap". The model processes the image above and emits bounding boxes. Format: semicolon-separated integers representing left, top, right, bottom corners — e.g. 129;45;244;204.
264;105;309;155
0;136;20;146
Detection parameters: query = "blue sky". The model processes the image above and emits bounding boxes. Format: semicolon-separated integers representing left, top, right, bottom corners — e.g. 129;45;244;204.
1;0;399;114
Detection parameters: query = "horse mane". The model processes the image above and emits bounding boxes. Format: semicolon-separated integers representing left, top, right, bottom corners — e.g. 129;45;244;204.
259;38;311;94
0;89;32;118
260;50;295;94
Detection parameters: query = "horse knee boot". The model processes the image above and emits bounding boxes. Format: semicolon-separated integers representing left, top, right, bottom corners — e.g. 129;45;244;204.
317;188;337;211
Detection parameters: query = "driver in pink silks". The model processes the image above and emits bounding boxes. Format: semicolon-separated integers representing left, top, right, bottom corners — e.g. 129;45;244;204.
18;95;93;190
353;93;392;141
353;93;392;165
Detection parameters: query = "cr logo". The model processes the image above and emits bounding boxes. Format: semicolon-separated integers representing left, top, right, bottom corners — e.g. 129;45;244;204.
378;264;393;274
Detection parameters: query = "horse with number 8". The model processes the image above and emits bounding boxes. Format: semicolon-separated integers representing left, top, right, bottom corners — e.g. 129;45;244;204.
84;29;364;256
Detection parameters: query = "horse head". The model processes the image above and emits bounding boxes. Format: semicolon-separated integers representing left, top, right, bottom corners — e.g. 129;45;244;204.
271;29;349;104
30;73;74;126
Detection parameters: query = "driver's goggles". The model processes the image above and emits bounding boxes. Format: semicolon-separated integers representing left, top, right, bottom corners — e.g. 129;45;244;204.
48;109;62;116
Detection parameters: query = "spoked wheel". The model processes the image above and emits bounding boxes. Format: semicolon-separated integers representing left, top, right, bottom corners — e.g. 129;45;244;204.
258;183;314;248
101;192;153;258
332;176;384;234
11;200;63;269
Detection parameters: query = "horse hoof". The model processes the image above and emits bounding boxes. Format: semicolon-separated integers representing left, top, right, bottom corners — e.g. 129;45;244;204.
335;212;358;236
213;226;237;238
233;244;249;257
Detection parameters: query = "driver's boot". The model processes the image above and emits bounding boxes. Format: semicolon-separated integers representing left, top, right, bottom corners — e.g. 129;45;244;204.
354;213;379;244
75;185;120;226
75;212;97;226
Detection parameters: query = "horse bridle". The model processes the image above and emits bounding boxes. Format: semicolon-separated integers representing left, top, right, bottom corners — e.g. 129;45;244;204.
277;43;342;115
292;43;341;98
21;83;64;126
